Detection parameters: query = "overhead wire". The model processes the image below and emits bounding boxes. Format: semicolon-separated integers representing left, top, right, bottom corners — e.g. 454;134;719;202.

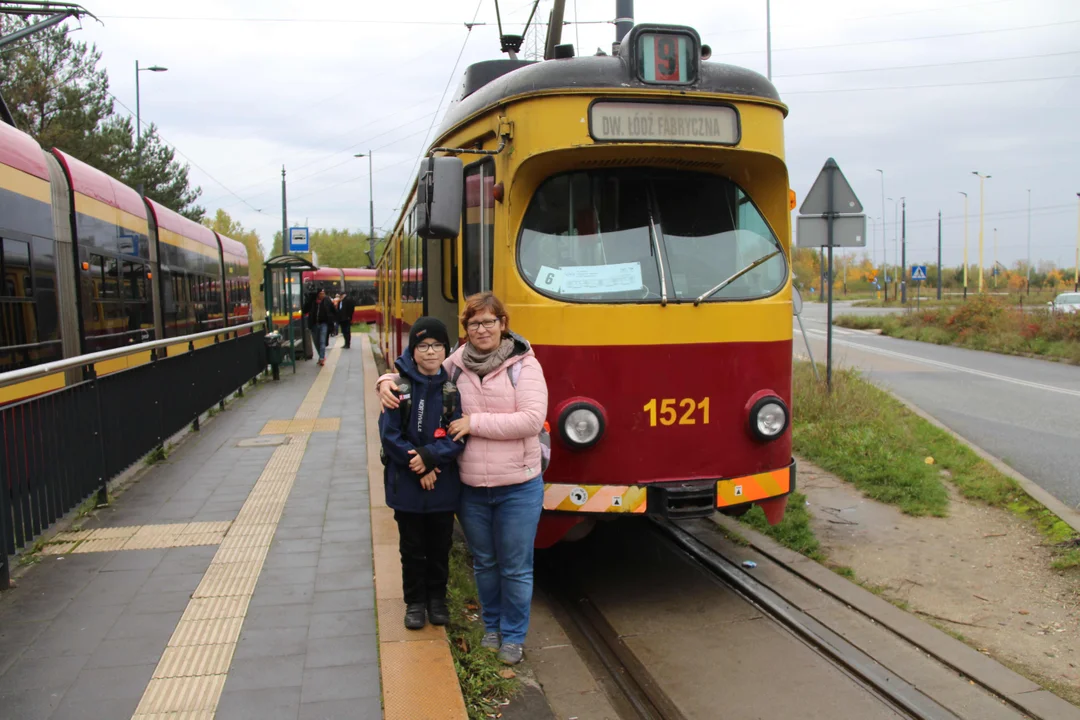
783;73;1080;95
713;18;1080;59
384;0;485;232
107;90;264;214
775;50;1080;79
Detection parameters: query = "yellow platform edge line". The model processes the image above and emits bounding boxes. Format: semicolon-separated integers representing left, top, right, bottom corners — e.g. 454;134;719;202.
363;337;468;720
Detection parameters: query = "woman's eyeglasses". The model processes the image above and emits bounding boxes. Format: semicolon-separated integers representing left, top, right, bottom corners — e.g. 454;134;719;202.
416;342;446;354
465;318;500;331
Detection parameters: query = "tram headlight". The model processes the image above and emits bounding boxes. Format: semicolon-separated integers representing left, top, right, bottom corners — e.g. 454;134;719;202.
558;402;605;449
748;397;788;441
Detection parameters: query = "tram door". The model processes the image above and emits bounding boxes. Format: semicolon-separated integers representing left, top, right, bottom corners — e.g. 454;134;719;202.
423;213;459;344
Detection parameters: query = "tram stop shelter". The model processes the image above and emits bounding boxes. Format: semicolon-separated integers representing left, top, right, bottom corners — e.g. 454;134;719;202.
263;254;318;372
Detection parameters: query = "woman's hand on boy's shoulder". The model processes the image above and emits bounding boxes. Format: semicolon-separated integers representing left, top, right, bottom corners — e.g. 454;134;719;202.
377;379;400;409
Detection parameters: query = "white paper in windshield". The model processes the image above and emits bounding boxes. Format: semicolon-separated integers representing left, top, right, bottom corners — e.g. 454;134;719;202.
535;266;564;293
560;262;643;294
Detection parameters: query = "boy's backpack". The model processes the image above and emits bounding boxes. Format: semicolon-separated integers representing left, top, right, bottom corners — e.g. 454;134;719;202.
451;363;551;474
379;373;460;467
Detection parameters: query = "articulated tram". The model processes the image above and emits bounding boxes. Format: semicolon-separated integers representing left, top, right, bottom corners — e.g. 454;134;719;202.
377;22;795;546
0;121;253;403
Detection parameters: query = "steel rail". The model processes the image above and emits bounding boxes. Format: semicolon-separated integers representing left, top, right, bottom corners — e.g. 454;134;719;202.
538;563;685;720
651;518;960;720
0;320;266;390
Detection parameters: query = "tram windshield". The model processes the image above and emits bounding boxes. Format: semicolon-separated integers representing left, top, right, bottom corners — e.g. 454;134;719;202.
518;169;787;303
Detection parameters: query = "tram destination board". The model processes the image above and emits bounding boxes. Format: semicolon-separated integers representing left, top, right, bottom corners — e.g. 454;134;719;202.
589;101;739;145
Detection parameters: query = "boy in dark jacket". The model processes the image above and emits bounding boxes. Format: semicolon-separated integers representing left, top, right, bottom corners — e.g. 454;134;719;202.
379;317;464;630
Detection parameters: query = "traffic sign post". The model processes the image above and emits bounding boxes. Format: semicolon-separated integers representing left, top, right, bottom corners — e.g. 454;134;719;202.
288;226;310;253
911;265;927;309
798;158;865;392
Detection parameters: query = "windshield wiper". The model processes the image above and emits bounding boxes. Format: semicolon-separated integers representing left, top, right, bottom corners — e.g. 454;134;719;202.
693;250;782;306
645;199;668;306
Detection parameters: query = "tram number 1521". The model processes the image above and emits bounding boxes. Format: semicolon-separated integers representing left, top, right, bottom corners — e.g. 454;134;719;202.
643;398;710;427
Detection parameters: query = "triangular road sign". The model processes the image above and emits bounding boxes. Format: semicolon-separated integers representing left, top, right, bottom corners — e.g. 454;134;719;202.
800;158;863;215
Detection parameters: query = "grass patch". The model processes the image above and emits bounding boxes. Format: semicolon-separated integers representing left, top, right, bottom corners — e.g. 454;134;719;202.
792;363;950;516
835;296;1080;364
792;361;1080;571
447;541;517;720
144;445;168;466
739;491;823;561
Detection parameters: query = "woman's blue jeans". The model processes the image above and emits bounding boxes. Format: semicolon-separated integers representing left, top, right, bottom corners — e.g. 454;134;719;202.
458;477;543;645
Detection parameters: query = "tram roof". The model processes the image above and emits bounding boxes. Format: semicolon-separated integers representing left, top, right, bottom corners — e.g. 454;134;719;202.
438;55;783;139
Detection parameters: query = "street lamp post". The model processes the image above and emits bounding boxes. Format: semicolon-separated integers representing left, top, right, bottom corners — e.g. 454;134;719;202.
1075;192;1079;292
972;171;991;293
354;152;376;267
1026;189;1032;295
958;191;969;299
900;197;907;304
876;169;885;299
993;227;998;289
135;60;168;196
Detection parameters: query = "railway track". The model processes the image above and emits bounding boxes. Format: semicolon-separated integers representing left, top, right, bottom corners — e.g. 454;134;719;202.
539;518;975;720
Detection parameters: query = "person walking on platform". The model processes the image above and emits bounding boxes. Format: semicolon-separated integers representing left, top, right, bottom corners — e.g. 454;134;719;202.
378;317;464;630
338;292;356;349
308;288;336;366
377;293;548;665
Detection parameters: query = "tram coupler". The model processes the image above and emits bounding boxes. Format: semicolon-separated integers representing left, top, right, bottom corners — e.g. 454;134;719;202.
648;480;717;519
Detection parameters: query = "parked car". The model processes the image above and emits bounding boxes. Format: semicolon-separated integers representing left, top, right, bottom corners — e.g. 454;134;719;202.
1049;292;1080;314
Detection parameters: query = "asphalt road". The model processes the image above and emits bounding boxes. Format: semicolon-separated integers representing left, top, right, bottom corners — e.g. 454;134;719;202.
794;300;1080;511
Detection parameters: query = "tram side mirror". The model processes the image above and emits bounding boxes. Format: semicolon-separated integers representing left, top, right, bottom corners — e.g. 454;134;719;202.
792;286;804;317
415;156;463;240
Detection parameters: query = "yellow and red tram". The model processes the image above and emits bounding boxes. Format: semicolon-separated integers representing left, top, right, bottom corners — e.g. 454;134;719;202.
377;23;795;546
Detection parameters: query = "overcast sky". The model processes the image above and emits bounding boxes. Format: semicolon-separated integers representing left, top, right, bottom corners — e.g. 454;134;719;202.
69;0;1079;270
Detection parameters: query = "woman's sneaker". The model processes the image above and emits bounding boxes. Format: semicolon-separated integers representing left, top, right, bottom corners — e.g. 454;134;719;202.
480;632;501;652
497;643;524;665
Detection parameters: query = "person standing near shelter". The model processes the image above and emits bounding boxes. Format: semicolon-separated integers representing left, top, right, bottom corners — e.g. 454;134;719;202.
377;293;548;665
338;292;356;349
379;317;464;630
308;288;336;366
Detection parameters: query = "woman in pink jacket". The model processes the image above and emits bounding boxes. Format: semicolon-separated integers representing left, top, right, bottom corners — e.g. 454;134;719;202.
378;292;548;665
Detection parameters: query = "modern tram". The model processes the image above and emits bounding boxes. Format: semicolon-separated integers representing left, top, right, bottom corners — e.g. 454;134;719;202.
0;120;253;403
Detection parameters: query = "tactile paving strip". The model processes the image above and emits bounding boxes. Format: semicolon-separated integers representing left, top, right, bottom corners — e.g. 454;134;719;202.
258;416;341;435
131;346;341;719
51;521;232;554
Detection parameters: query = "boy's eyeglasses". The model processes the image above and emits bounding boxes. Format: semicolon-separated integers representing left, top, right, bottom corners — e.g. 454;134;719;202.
416;343;446;354
465;318;499;331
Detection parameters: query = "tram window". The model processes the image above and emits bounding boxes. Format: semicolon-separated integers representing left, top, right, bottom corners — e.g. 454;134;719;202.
463;161;495;297
517;169;785;303
31;237;56;292
655;179;785;301
517;171;663;302
103;257;121;297
1;238;32;298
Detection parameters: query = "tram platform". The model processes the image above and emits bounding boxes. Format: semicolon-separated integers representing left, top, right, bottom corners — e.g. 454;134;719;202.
0;333;466;719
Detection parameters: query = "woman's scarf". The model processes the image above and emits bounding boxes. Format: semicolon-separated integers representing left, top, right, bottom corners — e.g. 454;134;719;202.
461;337;515;378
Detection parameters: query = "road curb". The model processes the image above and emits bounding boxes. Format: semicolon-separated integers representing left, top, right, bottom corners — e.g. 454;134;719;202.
711;514;1080;720
886;388;1080;535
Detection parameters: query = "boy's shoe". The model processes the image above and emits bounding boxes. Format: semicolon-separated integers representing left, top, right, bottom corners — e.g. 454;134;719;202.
480;632;501;652
428;599;450;626
404;603;427;630
497;643;524;665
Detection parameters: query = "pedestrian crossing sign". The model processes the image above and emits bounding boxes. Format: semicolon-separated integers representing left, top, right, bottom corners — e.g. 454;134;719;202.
911;265;928;281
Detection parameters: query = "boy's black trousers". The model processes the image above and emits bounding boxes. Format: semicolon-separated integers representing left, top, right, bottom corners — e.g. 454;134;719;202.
393;510;455;604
